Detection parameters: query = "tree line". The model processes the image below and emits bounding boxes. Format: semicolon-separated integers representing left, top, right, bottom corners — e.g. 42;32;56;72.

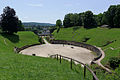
56;4;120;28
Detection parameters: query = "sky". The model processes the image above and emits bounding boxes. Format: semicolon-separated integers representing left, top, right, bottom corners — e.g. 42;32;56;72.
0;0;119;24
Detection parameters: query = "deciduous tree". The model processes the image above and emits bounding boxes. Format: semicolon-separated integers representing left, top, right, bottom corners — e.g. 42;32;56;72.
0;6;21;34
83;11;97;28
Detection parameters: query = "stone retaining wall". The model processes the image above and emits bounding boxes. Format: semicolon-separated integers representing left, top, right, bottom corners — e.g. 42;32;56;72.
14;43;41;53
50;40;102;61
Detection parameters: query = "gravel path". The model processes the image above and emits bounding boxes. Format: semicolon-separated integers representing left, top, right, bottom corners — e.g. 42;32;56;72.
20;38;95;65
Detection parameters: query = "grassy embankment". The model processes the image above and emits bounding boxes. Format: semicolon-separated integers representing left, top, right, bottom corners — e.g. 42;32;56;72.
0;31;93;80
53;27;120;80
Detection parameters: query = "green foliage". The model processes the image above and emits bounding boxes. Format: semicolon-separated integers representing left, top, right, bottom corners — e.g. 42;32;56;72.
103;65;120;80
56;19;62;33
94;13;103;26
62;4;120;28
108;56;120;69
113;5;120;27
0;6;22;34
63;14;71;28
63;13;82;28
39;37;45;44
56;19;62;27
84;11;97;28
105;5;117;27
101;12;108;25
63;11;97;28
105;4;120;28
49;26;57;33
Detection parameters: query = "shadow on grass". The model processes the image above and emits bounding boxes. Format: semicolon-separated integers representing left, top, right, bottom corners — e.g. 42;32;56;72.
73;26;81;31
1;33;19;43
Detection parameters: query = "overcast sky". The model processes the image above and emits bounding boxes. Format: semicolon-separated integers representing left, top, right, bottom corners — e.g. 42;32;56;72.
0;0;119;24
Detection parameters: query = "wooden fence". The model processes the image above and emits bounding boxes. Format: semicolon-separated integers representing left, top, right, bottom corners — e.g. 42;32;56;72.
50;54;99;80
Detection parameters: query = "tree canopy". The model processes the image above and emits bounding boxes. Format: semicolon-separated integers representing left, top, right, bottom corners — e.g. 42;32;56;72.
83;11;97;28
56;19;62;27
56;19;62;33
62;4;120;28
0;6;22;34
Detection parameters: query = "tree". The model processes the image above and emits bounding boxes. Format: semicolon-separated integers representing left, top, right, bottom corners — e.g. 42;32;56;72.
83;11;97;28
63;14;71;28
105;5;117;27
101;12;108;25
94;13;103;26
63;13;83;28
56;19;62;27
70;13;82;26
56;19;62;33
113;5;120;27
0;6;21;34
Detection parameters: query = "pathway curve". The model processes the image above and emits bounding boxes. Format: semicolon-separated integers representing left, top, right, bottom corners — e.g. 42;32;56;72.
93;47;112;73
20;37;95;65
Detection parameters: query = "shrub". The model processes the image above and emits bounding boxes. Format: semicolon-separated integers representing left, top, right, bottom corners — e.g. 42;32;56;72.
39;37;45;44
108;56;120;69
45;36;50;42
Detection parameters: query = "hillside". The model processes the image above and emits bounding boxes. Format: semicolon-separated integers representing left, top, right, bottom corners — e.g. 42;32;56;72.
23;22;55;27
0;31;89;80
53;27;120;63
0;31;39;53
53;27;120;79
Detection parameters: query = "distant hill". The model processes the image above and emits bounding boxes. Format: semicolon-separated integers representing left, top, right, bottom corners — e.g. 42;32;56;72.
23;22;55;27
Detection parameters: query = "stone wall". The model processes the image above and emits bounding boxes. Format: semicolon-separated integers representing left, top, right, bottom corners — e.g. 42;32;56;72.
14;43;41;53
50;40;102;61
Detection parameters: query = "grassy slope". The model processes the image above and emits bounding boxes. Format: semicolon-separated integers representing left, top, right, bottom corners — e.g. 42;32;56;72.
53;27;120;80
0;31;90;80
0;31;39;53
53;27;120;64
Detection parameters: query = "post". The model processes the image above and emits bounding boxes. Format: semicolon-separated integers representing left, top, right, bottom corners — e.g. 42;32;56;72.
93;71;96;80
56;54;58;60
60;55;61;64
84;66;86;79
71;58;72;69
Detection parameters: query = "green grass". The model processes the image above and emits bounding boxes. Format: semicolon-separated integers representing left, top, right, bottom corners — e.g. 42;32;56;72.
0;53;94;80
0;31;93;80
0;31;39;53
53;27;120;64
53;27;120;80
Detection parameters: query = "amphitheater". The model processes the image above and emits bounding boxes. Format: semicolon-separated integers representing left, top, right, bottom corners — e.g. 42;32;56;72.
21;38;95;65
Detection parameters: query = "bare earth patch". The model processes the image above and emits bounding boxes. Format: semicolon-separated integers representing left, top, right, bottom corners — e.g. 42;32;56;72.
21;39;95;65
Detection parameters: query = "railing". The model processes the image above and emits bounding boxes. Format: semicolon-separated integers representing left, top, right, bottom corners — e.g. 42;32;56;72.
50;54;99;80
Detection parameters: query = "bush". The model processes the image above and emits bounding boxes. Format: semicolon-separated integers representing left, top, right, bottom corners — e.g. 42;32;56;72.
108;56;120;69
39;37;45;44
45;36;50;42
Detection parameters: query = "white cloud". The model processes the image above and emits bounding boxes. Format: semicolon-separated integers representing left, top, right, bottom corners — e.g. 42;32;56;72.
28;4;43;7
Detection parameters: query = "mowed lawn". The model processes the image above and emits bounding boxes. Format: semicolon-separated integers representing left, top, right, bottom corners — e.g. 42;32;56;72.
0;31;91;80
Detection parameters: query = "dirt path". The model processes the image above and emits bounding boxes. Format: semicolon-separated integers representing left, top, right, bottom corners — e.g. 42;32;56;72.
20;38;95;65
